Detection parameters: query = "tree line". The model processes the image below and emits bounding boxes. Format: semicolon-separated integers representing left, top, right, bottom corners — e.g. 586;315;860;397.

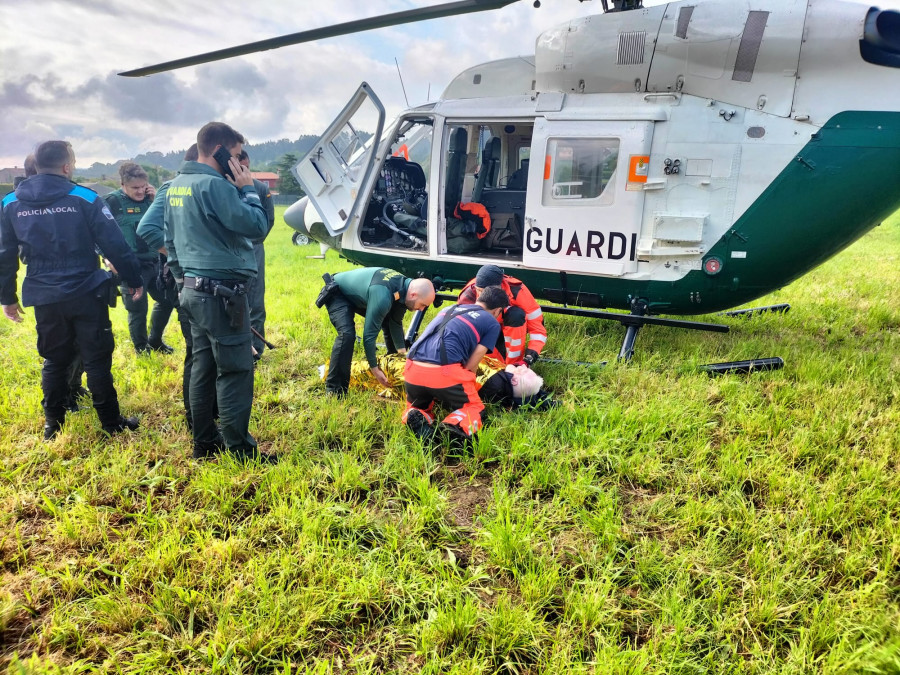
74;136;327;195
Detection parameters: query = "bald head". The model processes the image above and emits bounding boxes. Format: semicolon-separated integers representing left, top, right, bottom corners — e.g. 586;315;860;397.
406;278;436;312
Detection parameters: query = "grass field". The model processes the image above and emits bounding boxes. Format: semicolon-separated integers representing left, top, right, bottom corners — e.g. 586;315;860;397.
1;207;898;674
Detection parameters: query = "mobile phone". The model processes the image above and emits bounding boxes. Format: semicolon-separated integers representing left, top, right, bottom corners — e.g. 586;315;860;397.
213;146;235;179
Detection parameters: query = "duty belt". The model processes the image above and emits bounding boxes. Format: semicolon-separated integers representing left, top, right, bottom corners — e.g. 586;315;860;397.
182;276;246;295
183;276;247;328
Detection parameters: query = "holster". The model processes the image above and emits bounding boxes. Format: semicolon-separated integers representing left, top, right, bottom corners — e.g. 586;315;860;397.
106;274;120;308
315;273;339;308
212;283;246;329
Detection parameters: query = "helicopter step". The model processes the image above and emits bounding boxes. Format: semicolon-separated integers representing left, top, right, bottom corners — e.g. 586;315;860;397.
700;357;785;375
536;356;785;376
722;304;791;318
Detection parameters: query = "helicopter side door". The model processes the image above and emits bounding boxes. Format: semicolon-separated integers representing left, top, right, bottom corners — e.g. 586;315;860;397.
293;82;386;236
524;118;653;277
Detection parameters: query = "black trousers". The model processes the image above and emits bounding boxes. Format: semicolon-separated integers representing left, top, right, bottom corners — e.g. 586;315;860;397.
33;288;121;426
325;293;400;394
325;293;357;394
177;305;195;428
176;302;218;430
247;243;267;355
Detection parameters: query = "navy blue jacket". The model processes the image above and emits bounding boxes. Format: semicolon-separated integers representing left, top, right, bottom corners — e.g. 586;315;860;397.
0;174;142;307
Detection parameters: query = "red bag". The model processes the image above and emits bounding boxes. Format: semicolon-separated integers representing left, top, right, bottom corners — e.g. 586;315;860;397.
453;202;491;239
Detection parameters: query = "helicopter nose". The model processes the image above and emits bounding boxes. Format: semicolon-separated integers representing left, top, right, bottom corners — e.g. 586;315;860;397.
284;196;311;236
284;196;343;252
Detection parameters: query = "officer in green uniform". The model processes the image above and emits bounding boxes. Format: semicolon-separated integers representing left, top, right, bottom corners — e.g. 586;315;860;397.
237;150;276;359
323;267;435;396
165;123;269;461
105;162;174;353
137;145;215;431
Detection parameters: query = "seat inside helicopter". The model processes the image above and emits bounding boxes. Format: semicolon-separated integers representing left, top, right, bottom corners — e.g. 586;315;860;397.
358;119;533;262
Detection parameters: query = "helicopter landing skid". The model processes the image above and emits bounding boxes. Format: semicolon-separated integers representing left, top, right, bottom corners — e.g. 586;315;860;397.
433;294;730;362
539;299;730;362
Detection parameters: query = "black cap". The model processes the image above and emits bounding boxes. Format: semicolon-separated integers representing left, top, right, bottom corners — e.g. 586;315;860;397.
475;264;504;288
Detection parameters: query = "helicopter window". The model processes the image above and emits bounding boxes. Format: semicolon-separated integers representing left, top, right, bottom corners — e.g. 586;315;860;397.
543;138;618;205
518;147;531;167
329;94;380;175
358;117;433;253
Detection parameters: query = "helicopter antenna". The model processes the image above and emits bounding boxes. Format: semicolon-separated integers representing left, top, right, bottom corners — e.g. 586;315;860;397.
395;57;410;107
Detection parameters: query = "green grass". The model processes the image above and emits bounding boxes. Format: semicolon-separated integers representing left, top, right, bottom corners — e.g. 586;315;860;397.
1;207;898;674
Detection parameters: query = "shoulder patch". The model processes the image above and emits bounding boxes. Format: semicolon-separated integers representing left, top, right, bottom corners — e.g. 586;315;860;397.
69;185;98;203
101;205;116;220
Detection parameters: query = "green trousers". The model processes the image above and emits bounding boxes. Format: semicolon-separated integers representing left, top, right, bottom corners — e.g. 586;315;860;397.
180;286;256;451
121;260;174;351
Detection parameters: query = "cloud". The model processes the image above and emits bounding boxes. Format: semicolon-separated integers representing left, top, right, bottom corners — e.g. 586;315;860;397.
195;61;267;94
0;0;675;167
77;72;217;125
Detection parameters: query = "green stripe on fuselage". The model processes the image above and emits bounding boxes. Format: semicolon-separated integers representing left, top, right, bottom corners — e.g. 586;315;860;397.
694;110;900;312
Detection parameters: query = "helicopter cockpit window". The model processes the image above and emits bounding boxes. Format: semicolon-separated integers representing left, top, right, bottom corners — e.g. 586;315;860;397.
358;117;433;252
543;138;618;206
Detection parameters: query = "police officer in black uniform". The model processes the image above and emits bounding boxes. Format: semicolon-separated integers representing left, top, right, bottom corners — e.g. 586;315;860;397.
0;140;145;440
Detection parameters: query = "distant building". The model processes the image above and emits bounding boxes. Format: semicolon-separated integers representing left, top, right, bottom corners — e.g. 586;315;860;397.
0;167;26;184
251;172;279;190
80;182;115;197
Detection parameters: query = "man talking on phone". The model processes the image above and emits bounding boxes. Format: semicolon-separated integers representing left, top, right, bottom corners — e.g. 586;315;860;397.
164;122;271;462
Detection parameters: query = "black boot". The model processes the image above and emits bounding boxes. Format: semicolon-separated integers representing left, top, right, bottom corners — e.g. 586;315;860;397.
438;423;474;453
192;440;224;460
406;409;435;442
43;418;64;441
148;341;174;354
102;416;140;435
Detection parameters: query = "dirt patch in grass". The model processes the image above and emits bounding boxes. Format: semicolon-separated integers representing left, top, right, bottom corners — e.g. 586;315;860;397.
447;475;493;530
619;484;661;521
442;468;493;568
0;571;45;662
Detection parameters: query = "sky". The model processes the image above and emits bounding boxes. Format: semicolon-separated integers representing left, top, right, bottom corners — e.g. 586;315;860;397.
0;0;886;168
0;0;669;168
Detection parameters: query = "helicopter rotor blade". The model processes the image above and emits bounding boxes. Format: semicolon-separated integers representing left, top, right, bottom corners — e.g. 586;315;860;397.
120;0;521;77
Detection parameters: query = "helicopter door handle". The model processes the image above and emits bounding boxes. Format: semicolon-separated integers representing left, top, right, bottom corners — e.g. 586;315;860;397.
310;150;331;185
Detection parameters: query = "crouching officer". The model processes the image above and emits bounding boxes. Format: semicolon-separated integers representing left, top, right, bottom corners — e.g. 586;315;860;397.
0;140;145;440
402;285;509;443
165;122;270;461
458;264;547;367
319;267;435;397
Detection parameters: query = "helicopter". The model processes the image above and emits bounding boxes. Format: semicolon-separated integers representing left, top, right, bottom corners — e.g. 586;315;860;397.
123;0;900;361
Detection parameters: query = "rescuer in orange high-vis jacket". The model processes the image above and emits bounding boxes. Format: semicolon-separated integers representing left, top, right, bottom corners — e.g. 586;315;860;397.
458;264;547;367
